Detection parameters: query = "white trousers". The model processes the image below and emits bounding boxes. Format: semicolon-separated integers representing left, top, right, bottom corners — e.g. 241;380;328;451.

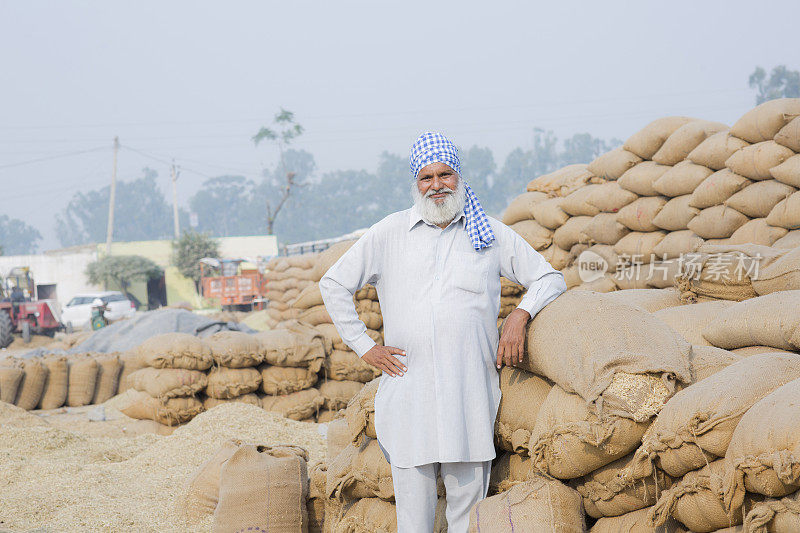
390;461;491;533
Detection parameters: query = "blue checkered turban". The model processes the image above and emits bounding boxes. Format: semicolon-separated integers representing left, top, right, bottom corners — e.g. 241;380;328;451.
410;132;495;251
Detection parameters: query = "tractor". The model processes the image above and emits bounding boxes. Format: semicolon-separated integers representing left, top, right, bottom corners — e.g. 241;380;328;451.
0;267;63;348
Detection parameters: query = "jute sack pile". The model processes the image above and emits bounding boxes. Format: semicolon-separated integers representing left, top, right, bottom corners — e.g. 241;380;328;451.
334;498;397;533
319;380;363;411
467;475;586;532
312;240;356;282
260;388;324;421
316;323;382;353
136;332;213;370
723;377;800;515
260;365;318;395
66;353;99;407
202;393;260;410
701;290;800;351
601;287;683;312
494;367;552;453
653;299;735;346
325;350;381;383
0;359;24;404
118;350;146;392
128;367;208;398
344;378;378;447
206;367;261;399
121;389;204;425
92;352;122;404
206;331;264;368
38;355;68;409
181;439;242;525
528;384;651;479
307;461;327;533
590;506;687;533
326;438;394;502
744;489;800;533
649;459;760;532
213;443;310;533
576;452;674;519
687;346;744;383
488;452;535;494
623;116;695;160
520;290;692;421
751;246;800;295
255;320;327;372
264;253;318;324
13;358;48;410
632;354;800;480
327;418;351;462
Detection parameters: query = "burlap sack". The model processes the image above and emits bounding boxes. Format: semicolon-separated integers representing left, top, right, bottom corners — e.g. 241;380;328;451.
468;475;586;532
632;354;800;479
315;323;381;353
583;244;619;273
501;191;550;225
260;365;317;395
687;130;750;170
207;331;264;368
591;507;687;533
583;213;630;245
327;439;393;501
744;490;800;533
136;333;213;370
774;230;800;248
38;355;68;409
118;350;146;392
775;113;800;150
531;197;569;229
602;287;683;312
613;231;667;262
652;196;700;232
287;253;318;270
585;181;638;214
66;354;99;407
688;346;744;383
689;169;752;209
313;240;357;282
652;120;728;166
121;390;204;425
770;153;800;188
307;462;327;533
494;367;552;453
335;498;397;533
588;148;643;180
729;218;788;246
526;164;593;196
653;160;714;198
520;290;691;417
615;196;668;233
327;418;351;460
357;311;383;332
751;247;800;295
575;275;618;293
261;388;324;421
0;360;24;404
13;359;47;410
726;180;795;220
553;215;592;250
619;161;670;197
652;230;703;260
723;377;800;514
355;284;378;301
560;184;603;217
489;452;535;494
702;291;800;350
316;409;339;423
206;367;262;399
528;385;650;479
326;350;381;383
731;346;798;357
293;284;324;309
688;205;749;239
653;300;735;346
255;321;327;372
730;98;800;144
624;116;696;159
344;378;378;447
181;439;242;524
766;191;800;230
213;444;309;533
299;305;332;326
650;459;758;533
509;219;553;251
577;453;674;519
319;380;363;411
202;393;260;409
725;140;794;181
92;353;122;404
129;367;208;399
539;244;573;271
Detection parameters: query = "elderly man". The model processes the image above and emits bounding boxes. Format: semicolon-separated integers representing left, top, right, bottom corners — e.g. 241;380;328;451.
320;132;566;532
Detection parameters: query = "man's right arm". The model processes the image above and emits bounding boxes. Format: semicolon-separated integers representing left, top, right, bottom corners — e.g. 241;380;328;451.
319;228;406;377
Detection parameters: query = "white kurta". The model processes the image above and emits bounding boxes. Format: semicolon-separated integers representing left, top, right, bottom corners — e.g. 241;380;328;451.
319;205;566;468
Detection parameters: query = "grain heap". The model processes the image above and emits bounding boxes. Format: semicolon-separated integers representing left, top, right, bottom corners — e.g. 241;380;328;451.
263;253;320;328
504;98;800;295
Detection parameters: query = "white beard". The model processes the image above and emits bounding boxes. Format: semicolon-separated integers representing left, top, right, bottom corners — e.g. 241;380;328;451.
411;178;466;226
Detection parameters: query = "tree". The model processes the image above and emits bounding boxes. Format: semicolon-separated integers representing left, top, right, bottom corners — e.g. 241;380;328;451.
749;65;800;104
459;145;500;214
189;176;259;237
172;231;219;289
55;168;175;247
252;108;306;235
0;215;42;255
560;133;621;166
85;255;163;299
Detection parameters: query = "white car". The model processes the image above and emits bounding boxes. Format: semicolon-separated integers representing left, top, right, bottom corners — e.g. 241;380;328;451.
61;291;137;330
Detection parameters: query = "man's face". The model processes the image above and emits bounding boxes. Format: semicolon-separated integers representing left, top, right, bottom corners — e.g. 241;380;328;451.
416;162;459;204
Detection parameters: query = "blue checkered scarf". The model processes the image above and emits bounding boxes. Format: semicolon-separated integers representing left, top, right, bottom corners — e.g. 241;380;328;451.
409;132;495;251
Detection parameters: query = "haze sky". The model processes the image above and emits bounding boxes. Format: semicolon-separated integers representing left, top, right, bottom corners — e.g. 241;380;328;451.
1;0;797;250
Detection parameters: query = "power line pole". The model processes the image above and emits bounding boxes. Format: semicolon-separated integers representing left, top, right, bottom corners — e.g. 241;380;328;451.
105;136;119;255
171;160;180;238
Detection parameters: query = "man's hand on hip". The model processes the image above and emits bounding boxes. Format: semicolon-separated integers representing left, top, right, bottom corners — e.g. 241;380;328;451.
362;345;407;377
497;308;531;369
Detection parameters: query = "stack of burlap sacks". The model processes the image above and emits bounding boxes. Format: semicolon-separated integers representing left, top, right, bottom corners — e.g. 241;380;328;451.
119;327;329;426
0;351;123;412
263;253;320;328
502;98;800;294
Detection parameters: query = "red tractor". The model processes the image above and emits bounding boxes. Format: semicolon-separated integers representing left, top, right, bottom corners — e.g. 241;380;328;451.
0;267;63;348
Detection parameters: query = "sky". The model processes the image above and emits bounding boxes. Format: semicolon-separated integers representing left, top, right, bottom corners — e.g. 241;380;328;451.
1;0;798;250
